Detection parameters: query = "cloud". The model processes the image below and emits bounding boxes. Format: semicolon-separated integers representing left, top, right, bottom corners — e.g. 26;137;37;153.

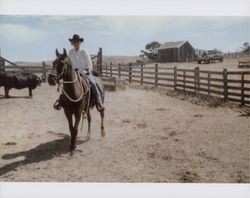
41;16;104;30
100;16;171;32
0;16;249;59
0;23;46;43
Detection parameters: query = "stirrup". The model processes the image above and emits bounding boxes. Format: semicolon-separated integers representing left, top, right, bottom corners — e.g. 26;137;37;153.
53;100;62;110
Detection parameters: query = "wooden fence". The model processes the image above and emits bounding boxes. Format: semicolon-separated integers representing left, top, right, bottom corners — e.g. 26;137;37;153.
102;63;250;106
224;52;250;59
0;48;103;81
239;61;250;68
0;56;49;81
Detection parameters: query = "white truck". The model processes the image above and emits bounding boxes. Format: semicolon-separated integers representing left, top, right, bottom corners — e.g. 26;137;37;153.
197;50;224;64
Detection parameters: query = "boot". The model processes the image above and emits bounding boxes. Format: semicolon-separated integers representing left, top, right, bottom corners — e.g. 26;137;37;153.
53;99;62;110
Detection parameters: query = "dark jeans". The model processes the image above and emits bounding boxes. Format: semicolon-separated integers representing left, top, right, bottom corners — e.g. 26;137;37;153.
85;73;102;104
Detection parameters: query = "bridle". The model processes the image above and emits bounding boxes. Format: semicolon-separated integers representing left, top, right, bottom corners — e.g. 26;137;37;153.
53;57;89;103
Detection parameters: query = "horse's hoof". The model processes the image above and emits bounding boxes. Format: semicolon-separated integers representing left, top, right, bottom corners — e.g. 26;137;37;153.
53;100;62;110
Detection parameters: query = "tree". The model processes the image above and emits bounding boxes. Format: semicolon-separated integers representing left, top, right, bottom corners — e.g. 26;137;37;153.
212;48;222;53
241;42;250;53
140;41;161;60
145;41;161;53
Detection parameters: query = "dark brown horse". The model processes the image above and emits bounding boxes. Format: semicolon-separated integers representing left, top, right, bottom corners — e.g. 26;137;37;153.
51;48;105;150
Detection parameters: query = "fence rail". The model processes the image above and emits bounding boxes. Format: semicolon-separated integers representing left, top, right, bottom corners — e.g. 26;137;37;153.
0;48;102;81
238;61;250;68
224;52;250;59
102;63;250;106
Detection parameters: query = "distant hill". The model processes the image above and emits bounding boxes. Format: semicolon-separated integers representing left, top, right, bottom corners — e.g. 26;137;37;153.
6;61;52;67
5;55;141;67
102;55;140;65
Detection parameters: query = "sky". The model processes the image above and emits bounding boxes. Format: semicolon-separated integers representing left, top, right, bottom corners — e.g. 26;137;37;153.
0;15;249;61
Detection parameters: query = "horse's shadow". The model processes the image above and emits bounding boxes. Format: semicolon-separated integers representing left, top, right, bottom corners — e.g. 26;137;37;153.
0;94;31;100
0;134;85;177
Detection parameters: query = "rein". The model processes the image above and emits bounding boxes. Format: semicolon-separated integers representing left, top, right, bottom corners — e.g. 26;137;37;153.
57;63;89;103
62;71;88;103
59;70;91;131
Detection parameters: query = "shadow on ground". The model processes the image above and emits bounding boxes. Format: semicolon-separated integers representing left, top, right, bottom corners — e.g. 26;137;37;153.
0;134;85;177
0;95;31;100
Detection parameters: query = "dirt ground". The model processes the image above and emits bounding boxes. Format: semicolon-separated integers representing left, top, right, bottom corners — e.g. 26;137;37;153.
0;83;249;182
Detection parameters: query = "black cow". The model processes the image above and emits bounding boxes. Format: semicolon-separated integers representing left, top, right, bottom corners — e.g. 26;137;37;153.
0;71;41;98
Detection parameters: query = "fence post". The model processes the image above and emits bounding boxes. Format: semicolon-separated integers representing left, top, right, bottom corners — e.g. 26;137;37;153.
110;62;112;77
183;70;186;91
105;62;108;77
194;67;198;93
99;47;102;76
42;62;46;82
194;68;196;93
196;67;200;92
241;72;245;106
141;63;143;85
118;63;121;78
223;68;228;101
96;52;100;72
174;66;177;91
128;63;132;83
0;57;5;71
155;63;158;87
208;72;211;96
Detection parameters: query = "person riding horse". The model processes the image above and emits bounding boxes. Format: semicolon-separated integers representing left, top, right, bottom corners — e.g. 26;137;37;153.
54;34;105;111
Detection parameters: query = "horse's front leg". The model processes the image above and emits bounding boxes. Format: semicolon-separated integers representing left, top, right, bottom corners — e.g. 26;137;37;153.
64;110;75;150
100;109;105;137
86;111;91;140
74;112;81;138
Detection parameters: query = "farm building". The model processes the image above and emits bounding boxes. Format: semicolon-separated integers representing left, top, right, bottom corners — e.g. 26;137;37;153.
158;41;195;62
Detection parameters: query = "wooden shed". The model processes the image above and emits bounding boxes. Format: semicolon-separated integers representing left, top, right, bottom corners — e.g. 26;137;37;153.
158;41;195;62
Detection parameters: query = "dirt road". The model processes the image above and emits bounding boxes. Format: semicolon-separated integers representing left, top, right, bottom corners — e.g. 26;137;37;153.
0;84;249;182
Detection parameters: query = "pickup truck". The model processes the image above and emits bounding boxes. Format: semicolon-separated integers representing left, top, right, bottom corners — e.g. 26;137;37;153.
197;50;224;64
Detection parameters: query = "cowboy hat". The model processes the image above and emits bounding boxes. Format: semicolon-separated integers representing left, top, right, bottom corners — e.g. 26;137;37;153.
68;34;84;42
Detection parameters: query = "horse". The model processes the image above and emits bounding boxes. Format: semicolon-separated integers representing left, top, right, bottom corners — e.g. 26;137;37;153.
50;48;105;150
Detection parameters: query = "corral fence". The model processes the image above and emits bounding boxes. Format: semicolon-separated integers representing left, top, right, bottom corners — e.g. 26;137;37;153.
1;48;250;106
0;48;103;81
238;61;250;68
102;63;250;106
224;52;250;59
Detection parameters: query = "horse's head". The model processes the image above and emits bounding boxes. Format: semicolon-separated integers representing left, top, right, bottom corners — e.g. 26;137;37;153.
52;48;71;79
48;48;71;85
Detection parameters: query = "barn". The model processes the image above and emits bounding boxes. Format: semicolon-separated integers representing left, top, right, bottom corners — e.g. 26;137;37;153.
158;41;195;62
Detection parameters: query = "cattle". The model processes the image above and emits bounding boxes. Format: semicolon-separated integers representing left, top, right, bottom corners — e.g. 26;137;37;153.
0;71;42;98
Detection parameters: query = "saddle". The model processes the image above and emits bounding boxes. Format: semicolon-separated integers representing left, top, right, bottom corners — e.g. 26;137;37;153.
77;71;104;100
53;70;103;110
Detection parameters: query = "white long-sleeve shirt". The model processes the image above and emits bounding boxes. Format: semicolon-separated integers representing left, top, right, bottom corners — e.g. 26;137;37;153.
68;48;93;72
